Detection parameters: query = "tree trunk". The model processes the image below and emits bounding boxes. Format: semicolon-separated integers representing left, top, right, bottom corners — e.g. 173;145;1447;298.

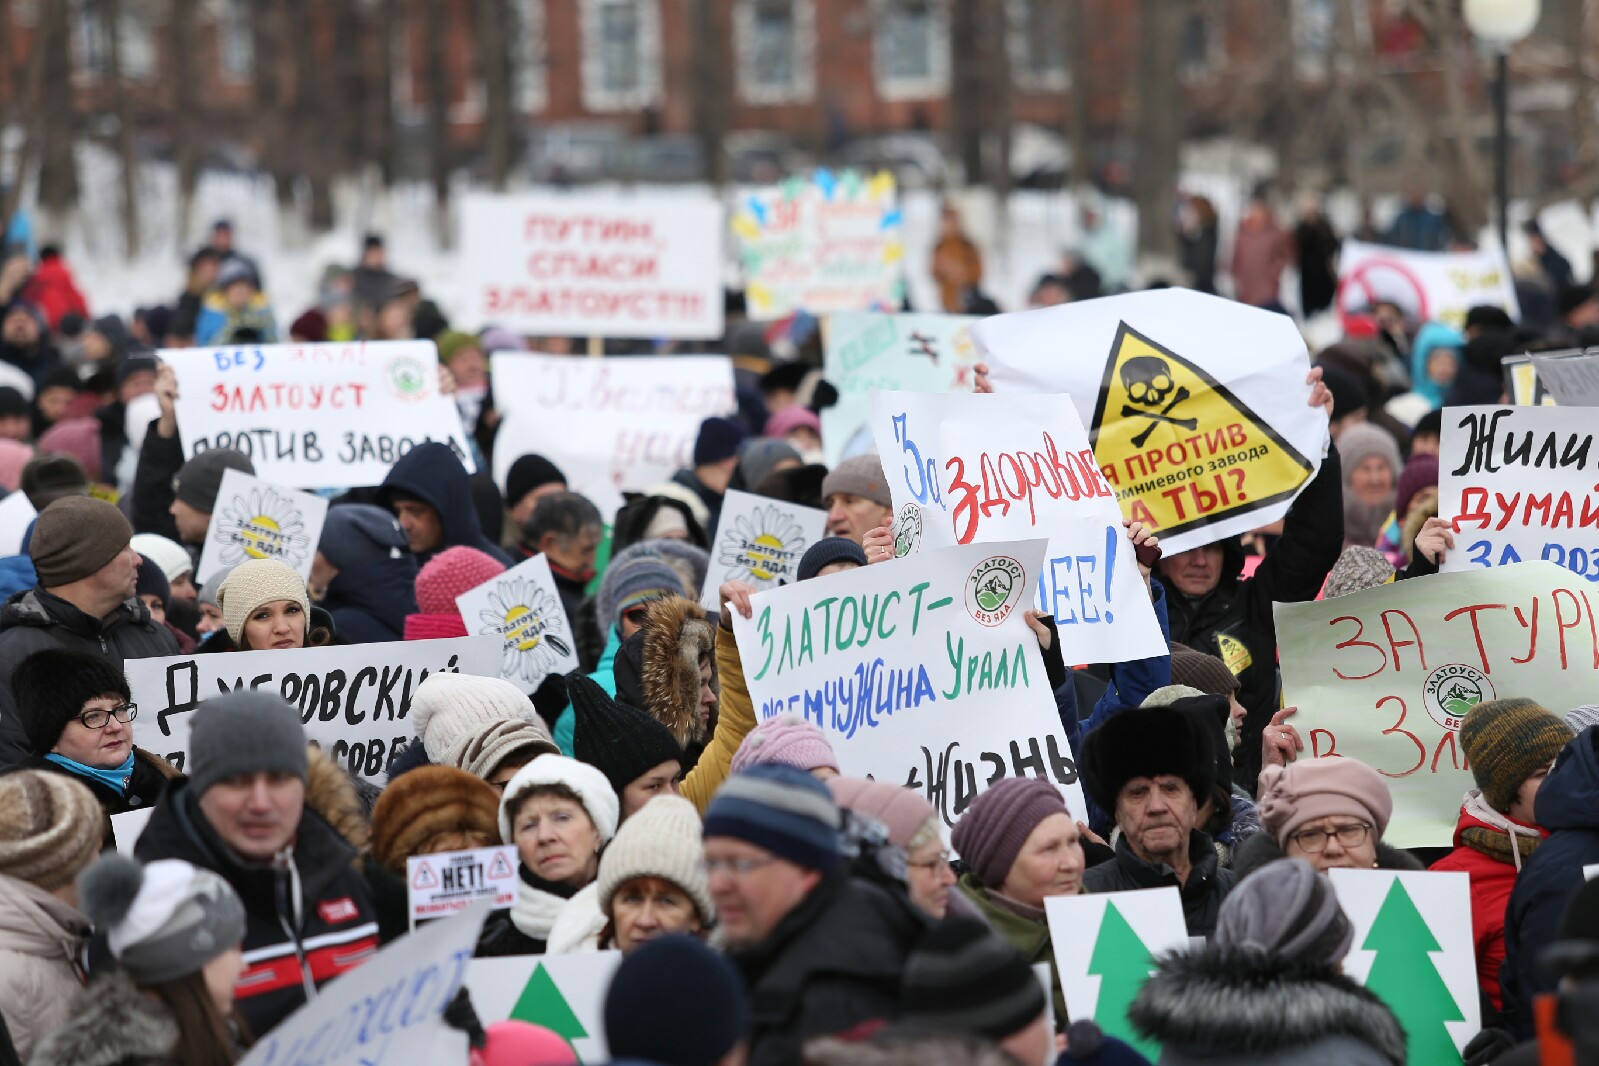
1132;0;1184;265
423;0;452;243
372;0;398;185
1429;0;1489;237
689;0;727;186
1565;0;1596;208
249;2;295;210
170;0;200;247
285;0;335;230
105;0;141;258
1;6;47;237
948;0;983;185
1265;0;1300;194
1064;0;1092;191
36;0;78;221
331;0;368;178
985;0;1013;199
477;0;514;190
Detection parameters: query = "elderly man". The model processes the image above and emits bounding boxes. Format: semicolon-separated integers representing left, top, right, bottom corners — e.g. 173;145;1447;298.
820;455;894;547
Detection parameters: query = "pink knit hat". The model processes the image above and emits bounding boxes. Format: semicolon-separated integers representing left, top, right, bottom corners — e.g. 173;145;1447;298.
413;546;505;615
730;713;839;775
765;406;821;439
0;440;34;493
949;777;1069;889
1257;757;1393;848
38;417;102;480
828;776;937;848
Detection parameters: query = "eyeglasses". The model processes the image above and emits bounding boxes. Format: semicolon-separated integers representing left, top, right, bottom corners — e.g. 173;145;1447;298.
905;850;952;871
622;607;651;628
1288;822;1371;853
77;703;137;730
701;855;779;878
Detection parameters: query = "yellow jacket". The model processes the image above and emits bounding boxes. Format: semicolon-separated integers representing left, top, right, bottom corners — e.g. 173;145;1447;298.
682;621;757;812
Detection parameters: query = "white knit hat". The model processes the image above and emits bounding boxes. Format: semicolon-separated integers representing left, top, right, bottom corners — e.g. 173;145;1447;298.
499;754;620;845
130;533;193;583
217;558;309;643
596;795;713;926
411;673;537;761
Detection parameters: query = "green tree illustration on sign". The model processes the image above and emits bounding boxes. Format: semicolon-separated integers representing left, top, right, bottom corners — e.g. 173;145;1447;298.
510;963;587;1060
1087;901;1161;1061
1362;879;1463;1064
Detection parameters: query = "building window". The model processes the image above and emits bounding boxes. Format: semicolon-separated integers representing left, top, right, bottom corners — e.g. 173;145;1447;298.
735;0;815;105
73;0;156;81
874;0;948;101
216;0;253;83
512;0;548;113
580;0;661;111
1008;0;1068;92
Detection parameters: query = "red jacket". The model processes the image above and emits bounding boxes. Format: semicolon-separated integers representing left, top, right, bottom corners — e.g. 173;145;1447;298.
1430;796;1546;1013
19;258;89;330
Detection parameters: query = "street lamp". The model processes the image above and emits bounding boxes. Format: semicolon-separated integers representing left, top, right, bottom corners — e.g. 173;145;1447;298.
1463;0;1539;253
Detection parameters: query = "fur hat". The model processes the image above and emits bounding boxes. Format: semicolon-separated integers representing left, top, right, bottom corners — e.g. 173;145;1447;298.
1080;704;1214;814
0;771;103;891
371;766;503;874
217;558;309;644
595;795;713;926
637;595;718;748
11;647;131;756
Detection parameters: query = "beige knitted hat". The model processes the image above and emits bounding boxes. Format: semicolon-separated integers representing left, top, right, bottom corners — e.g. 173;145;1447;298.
411;673;537;761
442;717;560;780
596;794;713;926
0;770;103;891
218;558;310;644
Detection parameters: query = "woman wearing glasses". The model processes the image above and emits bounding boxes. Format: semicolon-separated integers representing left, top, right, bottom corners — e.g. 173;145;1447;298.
1237;755;1420;876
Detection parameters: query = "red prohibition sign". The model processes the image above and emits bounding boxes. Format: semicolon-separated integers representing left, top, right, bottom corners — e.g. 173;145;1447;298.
1336;256;1431;330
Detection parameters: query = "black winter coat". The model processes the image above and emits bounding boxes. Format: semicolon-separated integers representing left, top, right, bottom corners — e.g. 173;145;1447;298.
128;420;185;543
0;589;179;767
26;747;178;850
1082;831;1237;937
376;442;511;566
321;556;418;645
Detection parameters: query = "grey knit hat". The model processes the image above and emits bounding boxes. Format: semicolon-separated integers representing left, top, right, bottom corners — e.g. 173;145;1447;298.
821;454;891;507
1214;857;1353;965
80;854;247;984
187;690;309;797
173;448;254;514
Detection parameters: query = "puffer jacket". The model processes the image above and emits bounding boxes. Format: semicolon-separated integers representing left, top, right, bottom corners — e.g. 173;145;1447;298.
1082;832;1237;937
0;873;89;1062
26;970;183;1066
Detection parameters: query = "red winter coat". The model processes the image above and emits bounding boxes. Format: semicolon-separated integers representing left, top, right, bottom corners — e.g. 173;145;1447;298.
1430;795;1546;1013
19;258;89;330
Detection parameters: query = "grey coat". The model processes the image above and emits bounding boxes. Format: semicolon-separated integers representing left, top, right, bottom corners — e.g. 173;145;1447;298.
27;970;178;1066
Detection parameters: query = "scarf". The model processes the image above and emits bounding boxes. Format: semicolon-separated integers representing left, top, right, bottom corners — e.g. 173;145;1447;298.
45;751;135;796
1458;790;1543;870
510;864;581;940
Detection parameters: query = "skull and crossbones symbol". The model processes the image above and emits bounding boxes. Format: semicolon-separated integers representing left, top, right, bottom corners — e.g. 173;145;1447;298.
1120;355;1197;447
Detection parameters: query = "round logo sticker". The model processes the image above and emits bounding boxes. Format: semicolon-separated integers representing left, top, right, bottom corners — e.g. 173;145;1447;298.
965;555;1025;627
1421;663;1496;731
386;356;430;403
894;503;923;558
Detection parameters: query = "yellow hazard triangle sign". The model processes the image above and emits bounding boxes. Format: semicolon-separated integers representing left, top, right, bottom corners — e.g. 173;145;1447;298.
1090;322;1313;539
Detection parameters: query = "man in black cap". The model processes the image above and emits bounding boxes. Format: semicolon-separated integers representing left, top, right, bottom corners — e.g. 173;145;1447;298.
129;361;253;548
18;454;88;512
672;416;748;535
504;453;568;528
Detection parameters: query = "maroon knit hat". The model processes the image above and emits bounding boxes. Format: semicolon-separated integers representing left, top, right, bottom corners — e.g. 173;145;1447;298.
414;546;505;615
950;777;1069;889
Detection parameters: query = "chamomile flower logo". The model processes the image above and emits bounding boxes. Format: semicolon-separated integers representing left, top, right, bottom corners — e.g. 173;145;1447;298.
716;505;809;585
212;487;312;568
478;577;573;686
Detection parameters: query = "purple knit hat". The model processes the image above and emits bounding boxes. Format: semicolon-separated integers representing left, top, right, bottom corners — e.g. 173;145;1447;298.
729;713;840;775
950;777;1070;888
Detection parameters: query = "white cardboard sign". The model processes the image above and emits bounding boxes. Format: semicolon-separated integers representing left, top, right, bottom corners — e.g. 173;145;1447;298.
407;845;518;926
454;553;581;694
194;468;329;586
1530;351;1599;407
1338;239;1521;331
700;489;828;610
0;490;35;556
464;951;623;1063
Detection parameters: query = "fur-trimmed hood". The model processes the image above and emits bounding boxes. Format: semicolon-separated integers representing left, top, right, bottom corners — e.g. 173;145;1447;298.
1129;946;1407;1065
1232;829;1422;880
28;970;179;1066
304;745;373;856
639;594;718;748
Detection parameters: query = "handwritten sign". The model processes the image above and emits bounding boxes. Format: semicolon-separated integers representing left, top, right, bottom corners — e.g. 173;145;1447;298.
1337;239;1521;331
127;636;502;784
1275;563;1597;847
732;169;905;321
869;390;1164;662
700;489;827;610
163;340;474;490
971;288;1326;556
733;538;1085;833
455;553;581;693
458;193;724;340
489;353;736;519
0;490;35;556
821;312;980;467
1530;350;1599;407
408;845;518;927
194;468;328;586
1440;406;1599;581
464;952;622;1062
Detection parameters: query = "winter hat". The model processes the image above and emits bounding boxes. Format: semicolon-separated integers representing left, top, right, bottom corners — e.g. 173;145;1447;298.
649;539;710;599
949;777;1069;889
506;454;566;508
1257;757;1393;848
1460;698;1574;813
173;448;254;513
1166;642;1239;696
729;713;840;775
78;855;246;984
827;776;937;849
641;482;713;531
821;454;892;507
1159;695;1233;800
410;672;536;760
445;718;560;781
569;672;683;797
217;558;309;644
11;647;132;756
692;416;749;465
38;417;102;479
596;553;684;634
370;766;503;874
1322;545;1395;599
0;386;28;419
764;405;822;440
472;1022;578;1066
499;755;620;846
1057;1022;1156;1066
478;326;527;355
1337;424;1402;485
596;795;714;925
1567;705;1599;735
415;546;505;617
1214;857;1353;965
643;505;689;540
902;918;1047;1041
216;258;256;290
738;439;801;491
1395;453;1440;519
198;563;236;611
1140;685;1206;707
0;770;102;891
318;504;408;571
130;533;192;583
1080;704;1214;814
30;495;132;587
289;309;327;342
604;935;747;1066
136;554;171;607
187;690;309;798
797;537;867;581
434;330;479;367
0;439;34;492
703;763;842;873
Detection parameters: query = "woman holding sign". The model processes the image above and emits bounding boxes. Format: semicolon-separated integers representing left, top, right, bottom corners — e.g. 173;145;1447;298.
213;559;332;652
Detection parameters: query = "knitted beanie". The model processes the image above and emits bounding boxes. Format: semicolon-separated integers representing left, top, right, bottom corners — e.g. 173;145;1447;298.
949;777;1069;889
1257;757;1393;848
370;766;503;874
38;417;102;480
0;439;33;493
1396;453;1440;518
765;406;821;439
506;454;567;508
78;855;247;985
1322;546;1395;599
797;537;867;582
499;755;620;846
568;672;683;797
703;764;842;873
198;563;235;611
317;504;409;571
1079;704;1214;815
821;454;892;507
30;496;132;587
442;717;560;781
729;713;840;776
1567;705;1599;735
20;453;88;509
596;795;714;925
902;918;1047;1041
11;647;131;756
187;691;309;798
217;558;309;644
1460;698;1574;812
0;770;103;890
596;553;685;634
1337;424;1402;483
1214;857;1353;965
174;448;254;513
693;416;749;466
414;546;505;616
738;439;801;492
604;935;747;1066
136;554;171;608
410;672;536;762
827;777;938;849
1167;642;1239;696
130;533;193;583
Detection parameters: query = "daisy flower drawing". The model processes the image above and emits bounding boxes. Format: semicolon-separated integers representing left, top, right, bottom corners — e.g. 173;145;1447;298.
211;487;313;568
477;577;573;687
716;505;809;586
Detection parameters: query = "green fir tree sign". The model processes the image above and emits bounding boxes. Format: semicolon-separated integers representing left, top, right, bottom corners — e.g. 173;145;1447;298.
1086;902;1163;1060
1360;880;1465;1064
510;963;588;1060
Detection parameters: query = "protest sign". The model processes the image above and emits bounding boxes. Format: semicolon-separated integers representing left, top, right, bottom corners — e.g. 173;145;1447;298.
869;390;1164;662
408;845;518;928
489;353;736;519
1337;239;1520;330
1501;354;1553;407
458;193;724;340
1330;869;1480;1062
238;902;487;1066
732;538;1085;830
465;952;622;1062
971;288;1326;556
455;553;581;693
821;312;980;466
732;169;905;320
0;489;35;555
128;636;502;784
163;340;474;490
1046;888;1189;1061
1275;562;1597;847
1439;405;1599;580
1531;350;1599;407
194;468;328;586
110;809;151;857
700;489;828;610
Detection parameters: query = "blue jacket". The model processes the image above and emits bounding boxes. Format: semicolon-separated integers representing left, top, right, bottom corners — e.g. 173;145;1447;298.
0;555;36;604
321;556;418;645
554;625;623;755
377;442;510;567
